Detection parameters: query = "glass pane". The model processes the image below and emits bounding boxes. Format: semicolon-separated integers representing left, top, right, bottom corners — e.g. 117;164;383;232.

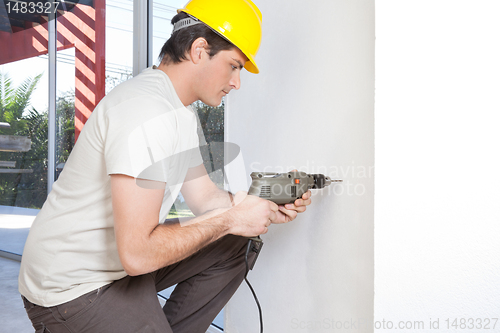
152;0;186;64
55;47;76;180
0;2;51;254
192;100;225;189
0;57;47;256
106;0;133;92
0;53;49;210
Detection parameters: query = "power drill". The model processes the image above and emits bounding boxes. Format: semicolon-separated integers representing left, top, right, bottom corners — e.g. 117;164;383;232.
248;171;342;204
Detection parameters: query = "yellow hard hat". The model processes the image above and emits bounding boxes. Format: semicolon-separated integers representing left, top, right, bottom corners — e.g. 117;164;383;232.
178;0;262;74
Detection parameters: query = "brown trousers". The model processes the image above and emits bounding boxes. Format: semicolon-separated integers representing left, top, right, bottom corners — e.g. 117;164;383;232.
22;235;254;333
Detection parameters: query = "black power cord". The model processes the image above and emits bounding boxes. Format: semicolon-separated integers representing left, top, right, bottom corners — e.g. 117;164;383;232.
245;238;264;333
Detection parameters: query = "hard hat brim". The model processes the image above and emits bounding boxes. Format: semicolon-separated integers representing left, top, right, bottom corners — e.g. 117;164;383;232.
244;56;259;74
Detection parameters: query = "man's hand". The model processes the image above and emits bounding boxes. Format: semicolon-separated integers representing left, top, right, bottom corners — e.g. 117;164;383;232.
226;191;278;237
273;168;313;223
225;188;312;236
274;189;312;224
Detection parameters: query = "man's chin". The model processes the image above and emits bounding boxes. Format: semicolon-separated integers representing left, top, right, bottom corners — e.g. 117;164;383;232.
199;97;223;107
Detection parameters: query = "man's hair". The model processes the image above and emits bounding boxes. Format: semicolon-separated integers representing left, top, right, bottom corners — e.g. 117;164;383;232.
159;12;235;65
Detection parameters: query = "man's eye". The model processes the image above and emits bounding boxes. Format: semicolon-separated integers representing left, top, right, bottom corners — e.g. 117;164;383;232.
231;65;238;70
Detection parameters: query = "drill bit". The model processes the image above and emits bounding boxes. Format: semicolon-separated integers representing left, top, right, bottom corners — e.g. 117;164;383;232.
325;177;343;186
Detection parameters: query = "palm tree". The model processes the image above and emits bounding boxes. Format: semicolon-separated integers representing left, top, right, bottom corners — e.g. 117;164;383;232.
0;72;43;135
0;72;46;207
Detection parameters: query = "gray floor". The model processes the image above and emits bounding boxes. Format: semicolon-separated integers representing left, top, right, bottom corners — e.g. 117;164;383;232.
0;205;223;332
0;205;35;255
0;207;39;332
0;257;34;333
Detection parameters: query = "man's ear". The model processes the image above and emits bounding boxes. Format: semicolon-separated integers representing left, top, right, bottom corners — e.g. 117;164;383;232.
190;37;208;65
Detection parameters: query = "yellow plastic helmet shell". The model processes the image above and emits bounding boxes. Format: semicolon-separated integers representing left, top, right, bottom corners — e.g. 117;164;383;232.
178;0;262;74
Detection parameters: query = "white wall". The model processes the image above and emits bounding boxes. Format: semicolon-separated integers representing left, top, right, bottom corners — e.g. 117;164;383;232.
375;1;500;331
224;0;375;332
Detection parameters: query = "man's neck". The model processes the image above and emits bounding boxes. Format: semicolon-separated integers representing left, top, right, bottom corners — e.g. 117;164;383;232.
156;62;197;107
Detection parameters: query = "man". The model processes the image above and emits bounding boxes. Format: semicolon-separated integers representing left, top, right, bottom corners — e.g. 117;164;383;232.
19;0;312;332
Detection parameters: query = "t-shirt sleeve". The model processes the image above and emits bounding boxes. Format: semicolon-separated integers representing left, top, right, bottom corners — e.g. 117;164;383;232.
104;98;178;182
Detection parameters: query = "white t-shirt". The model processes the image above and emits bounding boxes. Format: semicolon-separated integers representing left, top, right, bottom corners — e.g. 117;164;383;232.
18;67;202;307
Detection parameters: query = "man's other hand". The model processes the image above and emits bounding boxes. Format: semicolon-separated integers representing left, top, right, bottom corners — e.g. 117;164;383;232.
274;190;312;224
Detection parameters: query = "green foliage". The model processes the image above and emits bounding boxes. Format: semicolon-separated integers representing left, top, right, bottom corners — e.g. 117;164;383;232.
0;72;42;136
55;91;75;166
0;72;47;208
0;72;76;208
192;99;225;186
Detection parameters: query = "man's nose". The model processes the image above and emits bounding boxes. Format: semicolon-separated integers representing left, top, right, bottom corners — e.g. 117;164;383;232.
230;70;241;90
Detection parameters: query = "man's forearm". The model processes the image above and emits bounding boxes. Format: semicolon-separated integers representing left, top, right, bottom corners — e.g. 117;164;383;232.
192;187;234;215
181;164;237;215
121;208;231;276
